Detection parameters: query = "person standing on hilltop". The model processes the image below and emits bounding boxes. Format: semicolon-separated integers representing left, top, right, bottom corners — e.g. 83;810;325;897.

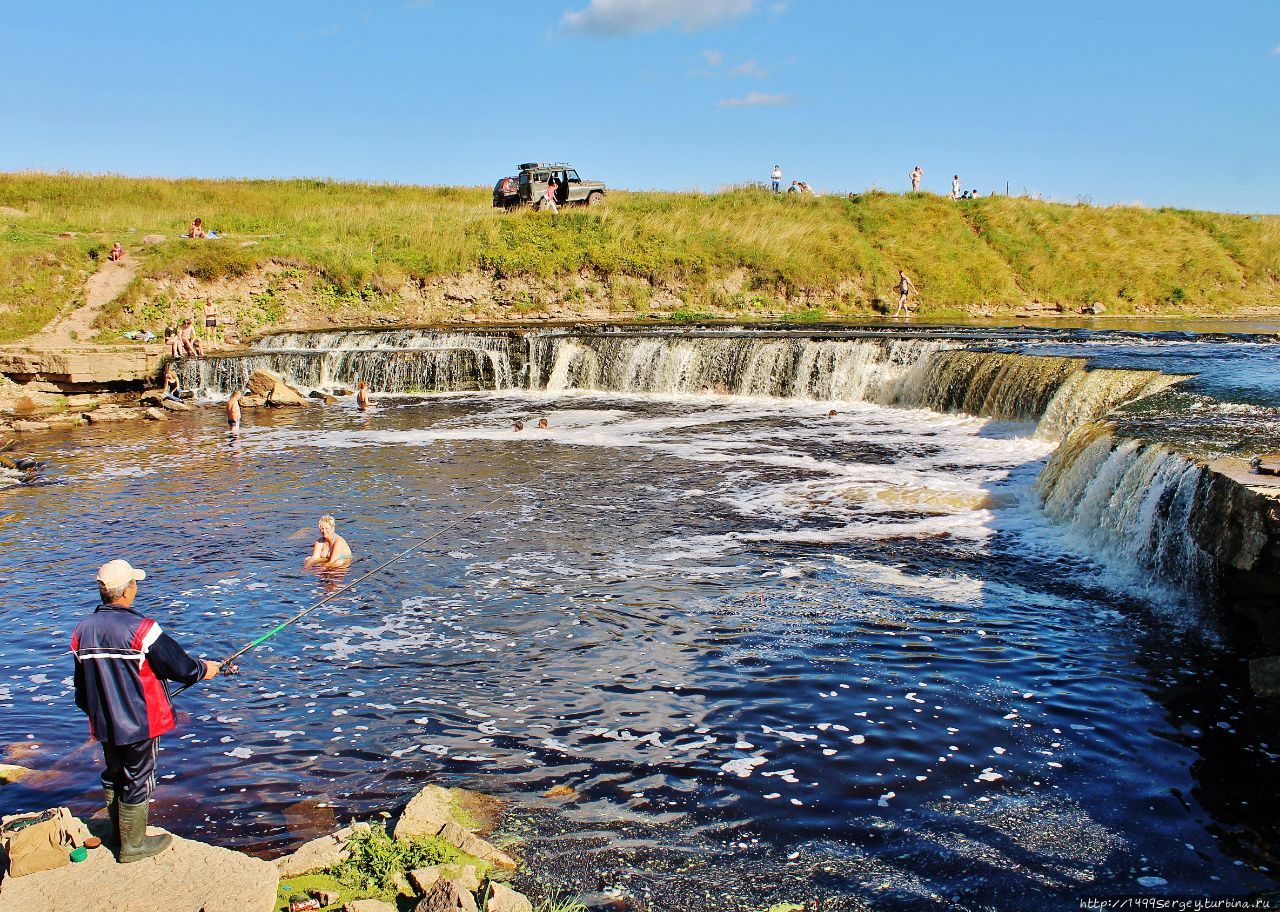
72;560;222;862
893;270;917;318
951;175;961;200
771;164;782;192
910;165;924;193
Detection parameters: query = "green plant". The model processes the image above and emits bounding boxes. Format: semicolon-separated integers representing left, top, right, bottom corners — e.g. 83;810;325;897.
531;894;588;912
782;308;825;323
330;824;462;892
669;309;715;324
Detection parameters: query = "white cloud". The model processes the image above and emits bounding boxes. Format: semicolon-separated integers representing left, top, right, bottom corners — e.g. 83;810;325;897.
729;58;767;78
563;0;756;36
703;49;725;67
718;92;795;108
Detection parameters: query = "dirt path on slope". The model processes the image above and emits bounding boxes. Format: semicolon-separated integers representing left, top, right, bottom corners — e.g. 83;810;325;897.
32;254;137;348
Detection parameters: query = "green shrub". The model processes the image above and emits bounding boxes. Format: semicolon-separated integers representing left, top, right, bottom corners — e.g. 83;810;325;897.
330;824;462;892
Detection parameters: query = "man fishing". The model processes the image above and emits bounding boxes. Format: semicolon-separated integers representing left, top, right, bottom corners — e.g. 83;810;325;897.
71;560;221;863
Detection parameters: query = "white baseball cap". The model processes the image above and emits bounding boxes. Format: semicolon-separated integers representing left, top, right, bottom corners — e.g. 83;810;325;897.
97;559;146;589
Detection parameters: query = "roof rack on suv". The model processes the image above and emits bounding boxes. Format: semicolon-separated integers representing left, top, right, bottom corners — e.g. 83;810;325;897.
518;162;570;171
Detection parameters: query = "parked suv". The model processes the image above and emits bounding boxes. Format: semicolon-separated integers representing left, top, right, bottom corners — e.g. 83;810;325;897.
492;162;606;209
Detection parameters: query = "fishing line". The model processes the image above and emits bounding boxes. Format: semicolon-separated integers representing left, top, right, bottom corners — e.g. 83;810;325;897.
171;493;505;697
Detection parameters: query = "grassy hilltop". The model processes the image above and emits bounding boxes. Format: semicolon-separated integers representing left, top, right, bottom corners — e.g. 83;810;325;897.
1;172;1278;343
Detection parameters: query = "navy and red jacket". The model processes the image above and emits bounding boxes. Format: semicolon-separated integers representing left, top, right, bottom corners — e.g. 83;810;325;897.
71;603;206;745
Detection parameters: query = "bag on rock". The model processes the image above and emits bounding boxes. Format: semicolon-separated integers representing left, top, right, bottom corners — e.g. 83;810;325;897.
1;807;81;877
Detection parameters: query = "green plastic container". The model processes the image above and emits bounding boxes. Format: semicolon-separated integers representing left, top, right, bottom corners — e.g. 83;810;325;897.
69;846;88;863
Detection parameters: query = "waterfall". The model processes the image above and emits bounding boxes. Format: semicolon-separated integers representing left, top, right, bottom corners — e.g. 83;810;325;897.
186;329;1182;439
174;325;1230;605
1037;422;1217;597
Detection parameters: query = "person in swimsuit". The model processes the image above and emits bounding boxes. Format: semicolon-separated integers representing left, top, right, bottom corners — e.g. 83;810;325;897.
203;299;219;346
513;420;524;432
188;218;206;239
356;381;370;410
893;270;917;318
162;365;183;402
109;242;125;262
226;390;242;434
304;515;352;568
910;165;923;193
536;418;549;429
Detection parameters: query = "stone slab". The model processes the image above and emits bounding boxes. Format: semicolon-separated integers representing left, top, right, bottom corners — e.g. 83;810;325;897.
0;830;278;912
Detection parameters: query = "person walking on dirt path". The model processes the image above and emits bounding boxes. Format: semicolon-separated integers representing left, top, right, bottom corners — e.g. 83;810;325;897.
356;381;370;410
893;270;917;318
771;164;782;193
910;165;924;193
951;175;961;200
72;559;222;863
203;299;219;347
305;515;353;568
226;390;242;434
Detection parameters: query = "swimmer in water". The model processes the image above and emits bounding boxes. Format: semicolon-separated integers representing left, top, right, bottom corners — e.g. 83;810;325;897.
226;390;242;434
356;382;370;410
828;409;838;417
304;515;352;568
513;420;524;432
537;418;549;429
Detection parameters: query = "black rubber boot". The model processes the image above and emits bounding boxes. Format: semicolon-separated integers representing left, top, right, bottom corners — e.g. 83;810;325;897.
103;788;120;849
117;800;172;863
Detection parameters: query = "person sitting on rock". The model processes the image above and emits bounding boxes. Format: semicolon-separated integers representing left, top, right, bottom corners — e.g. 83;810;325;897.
305;515;353;568
188;218;206;239
162;365;183;403
72;559;221;863
108;242;124;262
178;318;203;356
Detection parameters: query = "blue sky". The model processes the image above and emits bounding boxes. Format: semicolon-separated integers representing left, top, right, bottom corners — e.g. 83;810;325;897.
3;1;1278;212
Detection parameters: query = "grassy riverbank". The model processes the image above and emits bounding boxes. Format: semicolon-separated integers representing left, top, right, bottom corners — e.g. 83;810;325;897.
1;172;1277;342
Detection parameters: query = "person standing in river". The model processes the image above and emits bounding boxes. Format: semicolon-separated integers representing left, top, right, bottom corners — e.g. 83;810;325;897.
71;560;221;863
893;270;917;318
305;515;352;568
226;390;242;434
356;381;370;410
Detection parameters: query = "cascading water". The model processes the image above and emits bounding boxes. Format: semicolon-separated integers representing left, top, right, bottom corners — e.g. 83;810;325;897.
179;326;1210;600
1037;421;1217;600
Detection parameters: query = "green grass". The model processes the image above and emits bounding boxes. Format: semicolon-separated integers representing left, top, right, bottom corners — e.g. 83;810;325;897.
1;173;1277;341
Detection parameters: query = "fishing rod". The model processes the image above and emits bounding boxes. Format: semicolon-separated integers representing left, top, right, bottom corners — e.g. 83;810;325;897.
171;494;505;697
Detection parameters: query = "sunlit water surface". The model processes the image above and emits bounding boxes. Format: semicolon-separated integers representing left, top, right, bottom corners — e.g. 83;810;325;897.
1;393;1276;910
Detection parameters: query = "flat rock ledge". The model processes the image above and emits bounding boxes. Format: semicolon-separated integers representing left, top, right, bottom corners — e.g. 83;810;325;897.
0;825;278;912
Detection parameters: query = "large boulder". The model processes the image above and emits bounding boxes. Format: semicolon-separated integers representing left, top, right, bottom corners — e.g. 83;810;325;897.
275;823;368;877
1250;657;1280;698
246;369;279;398
435;822;516;871
413;880;477;912
394;786;455;840
484;883;533;912
409;863;480;894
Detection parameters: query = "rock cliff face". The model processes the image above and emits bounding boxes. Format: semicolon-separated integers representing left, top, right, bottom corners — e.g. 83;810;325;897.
1192;460;1280;649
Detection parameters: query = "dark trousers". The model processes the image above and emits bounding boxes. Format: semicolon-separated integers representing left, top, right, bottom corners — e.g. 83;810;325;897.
100;738;158;805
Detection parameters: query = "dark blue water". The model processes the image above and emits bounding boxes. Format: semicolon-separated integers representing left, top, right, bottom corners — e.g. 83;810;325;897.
1;387;1277;910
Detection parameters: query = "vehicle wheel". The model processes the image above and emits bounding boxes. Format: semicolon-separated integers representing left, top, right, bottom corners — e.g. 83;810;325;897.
587;192;604;207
